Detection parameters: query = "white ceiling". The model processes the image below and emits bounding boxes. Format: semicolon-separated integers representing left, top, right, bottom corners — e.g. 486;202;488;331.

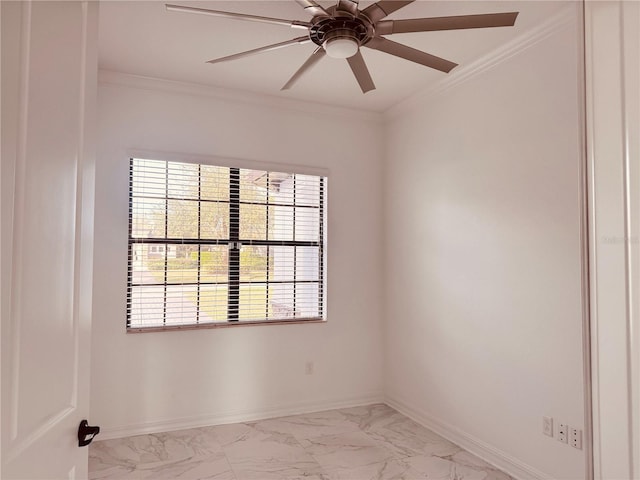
99;0;568;112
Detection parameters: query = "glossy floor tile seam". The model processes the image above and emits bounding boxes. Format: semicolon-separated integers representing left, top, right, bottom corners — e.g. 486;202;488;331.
89;404;515;479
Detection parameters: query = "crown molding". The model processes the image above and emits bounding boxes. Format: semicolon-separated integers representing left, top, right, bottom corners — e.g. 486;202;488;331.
98;70;383;125
99;5;576;126
384;4;577;121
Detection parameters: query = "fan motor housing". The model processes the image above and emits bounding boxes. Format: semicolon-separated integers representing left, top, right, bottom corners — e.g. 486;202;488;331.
309;16;372;48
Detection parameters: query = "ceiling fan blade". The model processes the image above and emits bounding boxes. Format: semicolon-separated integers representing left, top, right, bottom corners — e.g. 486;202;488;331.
295;0;330;18
336;0;359;15
207;37;312;64
166;4;311;29
361;1;415;23
365;37;457;73
376;12;519;35
281;47;326;90
347;50;375;93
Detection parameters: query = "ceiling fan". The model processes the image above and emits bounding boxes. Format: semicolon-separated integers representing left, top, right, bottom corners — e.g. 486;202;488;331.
166;0;519;93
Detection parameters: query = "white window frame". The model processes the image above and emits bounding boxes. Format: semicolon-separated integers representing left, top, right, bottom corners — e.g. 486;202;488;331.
126;152;328;332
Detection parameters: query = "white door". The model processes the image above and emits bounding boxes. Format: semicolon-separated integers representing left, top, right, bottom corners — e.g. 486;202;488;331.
1;1;98;478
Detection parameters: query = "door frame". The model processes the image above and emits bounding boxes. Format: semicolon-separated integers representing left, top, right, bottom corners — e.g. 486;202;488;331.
584;1;640;479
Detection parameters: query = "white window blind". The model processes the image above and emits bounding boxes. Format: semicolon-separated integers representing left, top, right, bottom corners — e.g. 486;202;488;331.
127;158;326;330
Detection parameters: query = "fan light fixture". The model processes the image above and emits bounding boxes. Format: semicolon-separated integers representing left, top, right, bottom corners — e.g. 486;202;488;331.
323;37;359;59
166;1;520;94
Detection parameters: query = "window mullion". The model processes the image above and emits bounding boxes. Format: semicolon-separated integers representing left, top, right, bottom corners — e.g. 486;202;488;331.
319;177;325;318
293;175;297;317
228;168;240;321
266;172;270;320
197;164;202;324
127;159;134;328
163;161;169;327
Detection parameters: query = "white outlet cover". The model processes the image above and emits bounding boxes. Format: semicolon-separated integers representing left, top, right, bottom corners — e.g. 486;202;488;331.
570;428;582;449
543;416;553;437
305;362;314;375
558;423;568;443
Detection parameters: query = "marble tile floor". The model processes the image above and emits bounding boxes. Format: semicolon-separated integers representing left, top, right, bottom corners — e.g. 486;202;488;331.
89;404;514;480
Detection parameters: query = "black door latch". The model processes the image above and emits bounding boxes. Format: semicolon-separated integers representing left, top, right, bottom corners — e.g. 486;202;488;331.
78;420;100;447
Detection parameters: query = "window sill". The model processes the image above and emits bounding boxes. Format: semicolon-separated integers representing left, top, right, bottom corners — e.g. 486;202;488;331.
126;317;326;333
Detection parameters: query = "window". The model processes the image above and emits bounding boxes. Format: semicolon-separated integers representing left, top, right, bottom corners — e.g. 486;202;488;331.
127;158;326;330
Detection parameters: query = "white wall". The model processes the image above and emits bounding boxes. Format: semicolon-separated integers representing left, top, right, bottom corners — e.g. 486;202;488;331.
91;75;385;437
383;8;586;480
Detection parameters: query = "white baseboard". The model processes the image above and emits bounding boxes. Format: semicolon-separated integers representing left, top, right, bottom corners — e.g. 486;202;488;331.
98;391;384;441
99;390;550;480
384;395;553;480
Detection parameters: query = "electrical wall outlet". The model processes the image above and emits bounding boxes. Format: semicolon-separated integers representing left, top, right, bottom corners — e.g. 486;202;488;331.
558;423;568;443
570;427;582;449
305;361;314;375
543;416;553;437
